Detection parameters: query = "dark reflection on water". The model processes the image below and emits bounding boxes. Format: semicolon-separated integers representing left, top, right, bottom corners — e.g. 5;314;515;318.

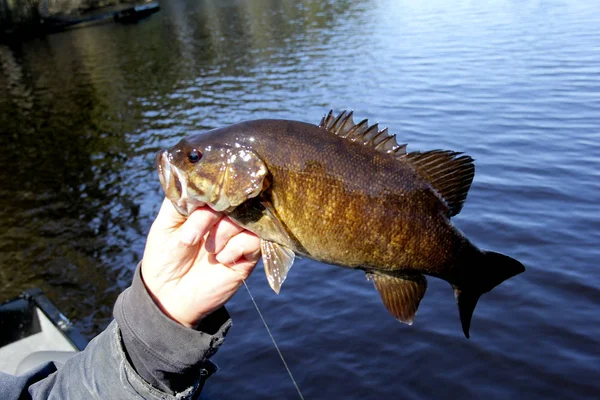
1;0;600;398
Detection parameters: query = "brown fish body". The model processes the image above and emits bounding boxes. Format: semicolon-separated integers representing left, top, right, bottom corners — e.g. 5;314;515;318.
209;120;470;279
157;111;525;337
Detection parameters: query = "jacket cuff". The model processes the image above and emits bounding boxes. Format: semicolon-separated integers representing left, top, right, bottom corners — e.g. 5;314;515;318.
114;263;232;395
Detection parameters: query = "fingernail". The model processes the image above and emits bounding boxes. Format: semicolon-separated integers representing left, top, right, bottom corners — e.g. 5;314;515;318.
205;236;216;253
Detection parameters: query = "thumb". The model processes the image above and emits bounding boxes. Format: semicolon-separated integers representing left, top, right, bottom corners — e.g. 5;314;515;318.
153;198;187;231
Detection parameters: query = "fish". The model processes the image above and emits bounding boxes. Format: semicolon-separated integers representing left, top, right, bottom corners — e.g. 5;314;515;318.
156;110;525;338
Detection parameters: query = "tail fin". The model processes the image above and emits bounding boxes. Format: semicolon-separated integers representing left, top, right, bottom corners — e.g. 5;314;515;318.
454;251;525;338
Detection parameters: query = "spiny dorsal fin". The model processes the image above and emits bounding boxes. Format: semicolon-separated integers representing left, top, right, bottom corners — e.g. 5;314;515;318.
319;111;474;216
403;150;475;217
319;110;407;157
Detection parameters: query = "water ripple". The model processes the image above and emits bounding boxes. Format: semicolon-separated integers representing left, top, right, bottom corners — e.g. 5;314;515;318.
1;0;600;398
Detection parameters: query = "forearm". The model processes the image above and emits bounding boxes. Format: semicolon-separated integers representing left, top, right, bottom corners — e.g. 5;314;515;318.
114;264;232;395
0;320;159;399
0;265;232;399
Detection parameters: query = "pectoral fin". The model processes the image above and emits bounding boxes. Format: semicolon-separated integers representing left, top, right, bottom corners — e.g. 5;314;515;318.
367;272;427;325
261;240;295;294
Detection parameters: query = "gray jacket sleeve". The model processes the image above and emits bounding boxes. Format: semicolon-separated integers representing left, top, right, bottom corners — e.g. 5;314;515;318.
0;265;232;399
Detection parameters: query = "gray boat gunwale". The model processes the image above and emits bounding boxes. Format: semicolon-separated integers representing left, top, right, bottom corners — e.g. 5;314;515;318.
0;288;88;352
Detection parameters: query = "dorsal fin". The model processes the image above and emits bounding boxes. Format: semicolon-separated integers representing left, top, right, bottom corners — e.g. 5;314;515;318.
319;110;474;216
319;110;407;157
403;150;475;217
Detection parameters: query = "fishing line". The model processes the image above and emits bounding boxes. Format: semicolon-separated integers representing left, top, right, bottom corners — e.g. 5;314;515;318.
241;279;305;400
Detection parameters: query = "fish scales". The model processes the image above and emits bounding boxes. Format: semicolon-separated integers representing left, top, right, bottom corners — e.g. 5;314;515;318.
208;120;467;276
156;111;525;337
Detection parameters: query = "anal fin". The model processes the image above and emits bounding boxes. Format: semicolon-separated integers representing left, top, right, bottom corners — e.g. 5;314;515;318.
367;272;427;325
261;240;295;294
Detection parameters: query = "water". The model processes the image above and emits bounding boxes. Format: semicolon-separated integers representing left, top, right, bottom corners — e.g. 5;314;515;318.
1;0;599;398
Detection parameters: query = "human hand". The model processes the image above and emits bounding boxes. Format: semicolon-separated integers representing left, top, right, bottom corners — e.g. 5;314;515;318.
141;198;261;328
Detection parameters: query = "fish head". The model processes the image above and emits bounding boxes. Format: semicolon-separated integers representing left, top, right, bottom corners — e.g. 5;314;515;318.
156;136;268;216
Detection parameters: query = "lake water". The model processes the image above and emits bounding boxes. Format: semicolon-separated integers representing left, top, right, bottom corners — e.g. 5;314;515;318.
1;0;599;398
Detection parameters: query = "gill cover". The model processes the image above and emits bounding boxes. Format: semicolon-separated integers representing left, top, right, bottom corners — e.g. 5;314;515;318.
196;147;268;212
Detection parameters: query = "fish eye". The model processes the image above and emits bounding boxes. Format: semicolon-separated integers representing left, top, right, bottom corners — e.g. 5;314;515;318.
188;149;202;163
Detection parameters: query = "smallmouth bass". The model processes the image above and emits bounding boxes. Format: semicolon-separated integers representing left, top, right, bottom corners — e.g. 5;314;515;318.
156;110;525;337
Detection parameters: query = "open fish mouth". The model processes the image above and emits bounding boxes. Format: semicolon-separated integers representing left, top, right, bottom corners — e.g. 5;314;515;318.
156;150;205;216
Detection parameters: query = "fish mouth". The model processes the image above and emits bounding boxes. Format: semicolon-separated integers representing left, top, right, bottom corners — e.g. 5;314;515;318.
156;150;205;216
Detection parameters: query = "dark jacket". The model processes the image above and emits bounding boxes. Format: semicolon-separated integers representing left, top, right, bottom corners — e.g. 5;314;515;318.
0;266;231;399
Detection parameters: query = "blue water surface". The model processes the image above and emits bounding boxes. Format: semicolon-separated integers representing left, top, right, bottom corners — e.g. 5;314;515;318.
0;0;598;398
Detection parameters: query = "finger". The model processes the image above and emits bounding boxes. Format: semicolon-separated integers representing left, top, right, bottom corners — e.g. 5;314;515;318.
179;207;222;246
215;231;261;270
205;217;244;254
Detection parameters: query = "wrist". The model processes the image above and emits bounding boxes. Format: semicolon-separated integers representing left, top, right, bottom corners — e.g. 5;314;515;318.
147;290;197;329
140;268;201;328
